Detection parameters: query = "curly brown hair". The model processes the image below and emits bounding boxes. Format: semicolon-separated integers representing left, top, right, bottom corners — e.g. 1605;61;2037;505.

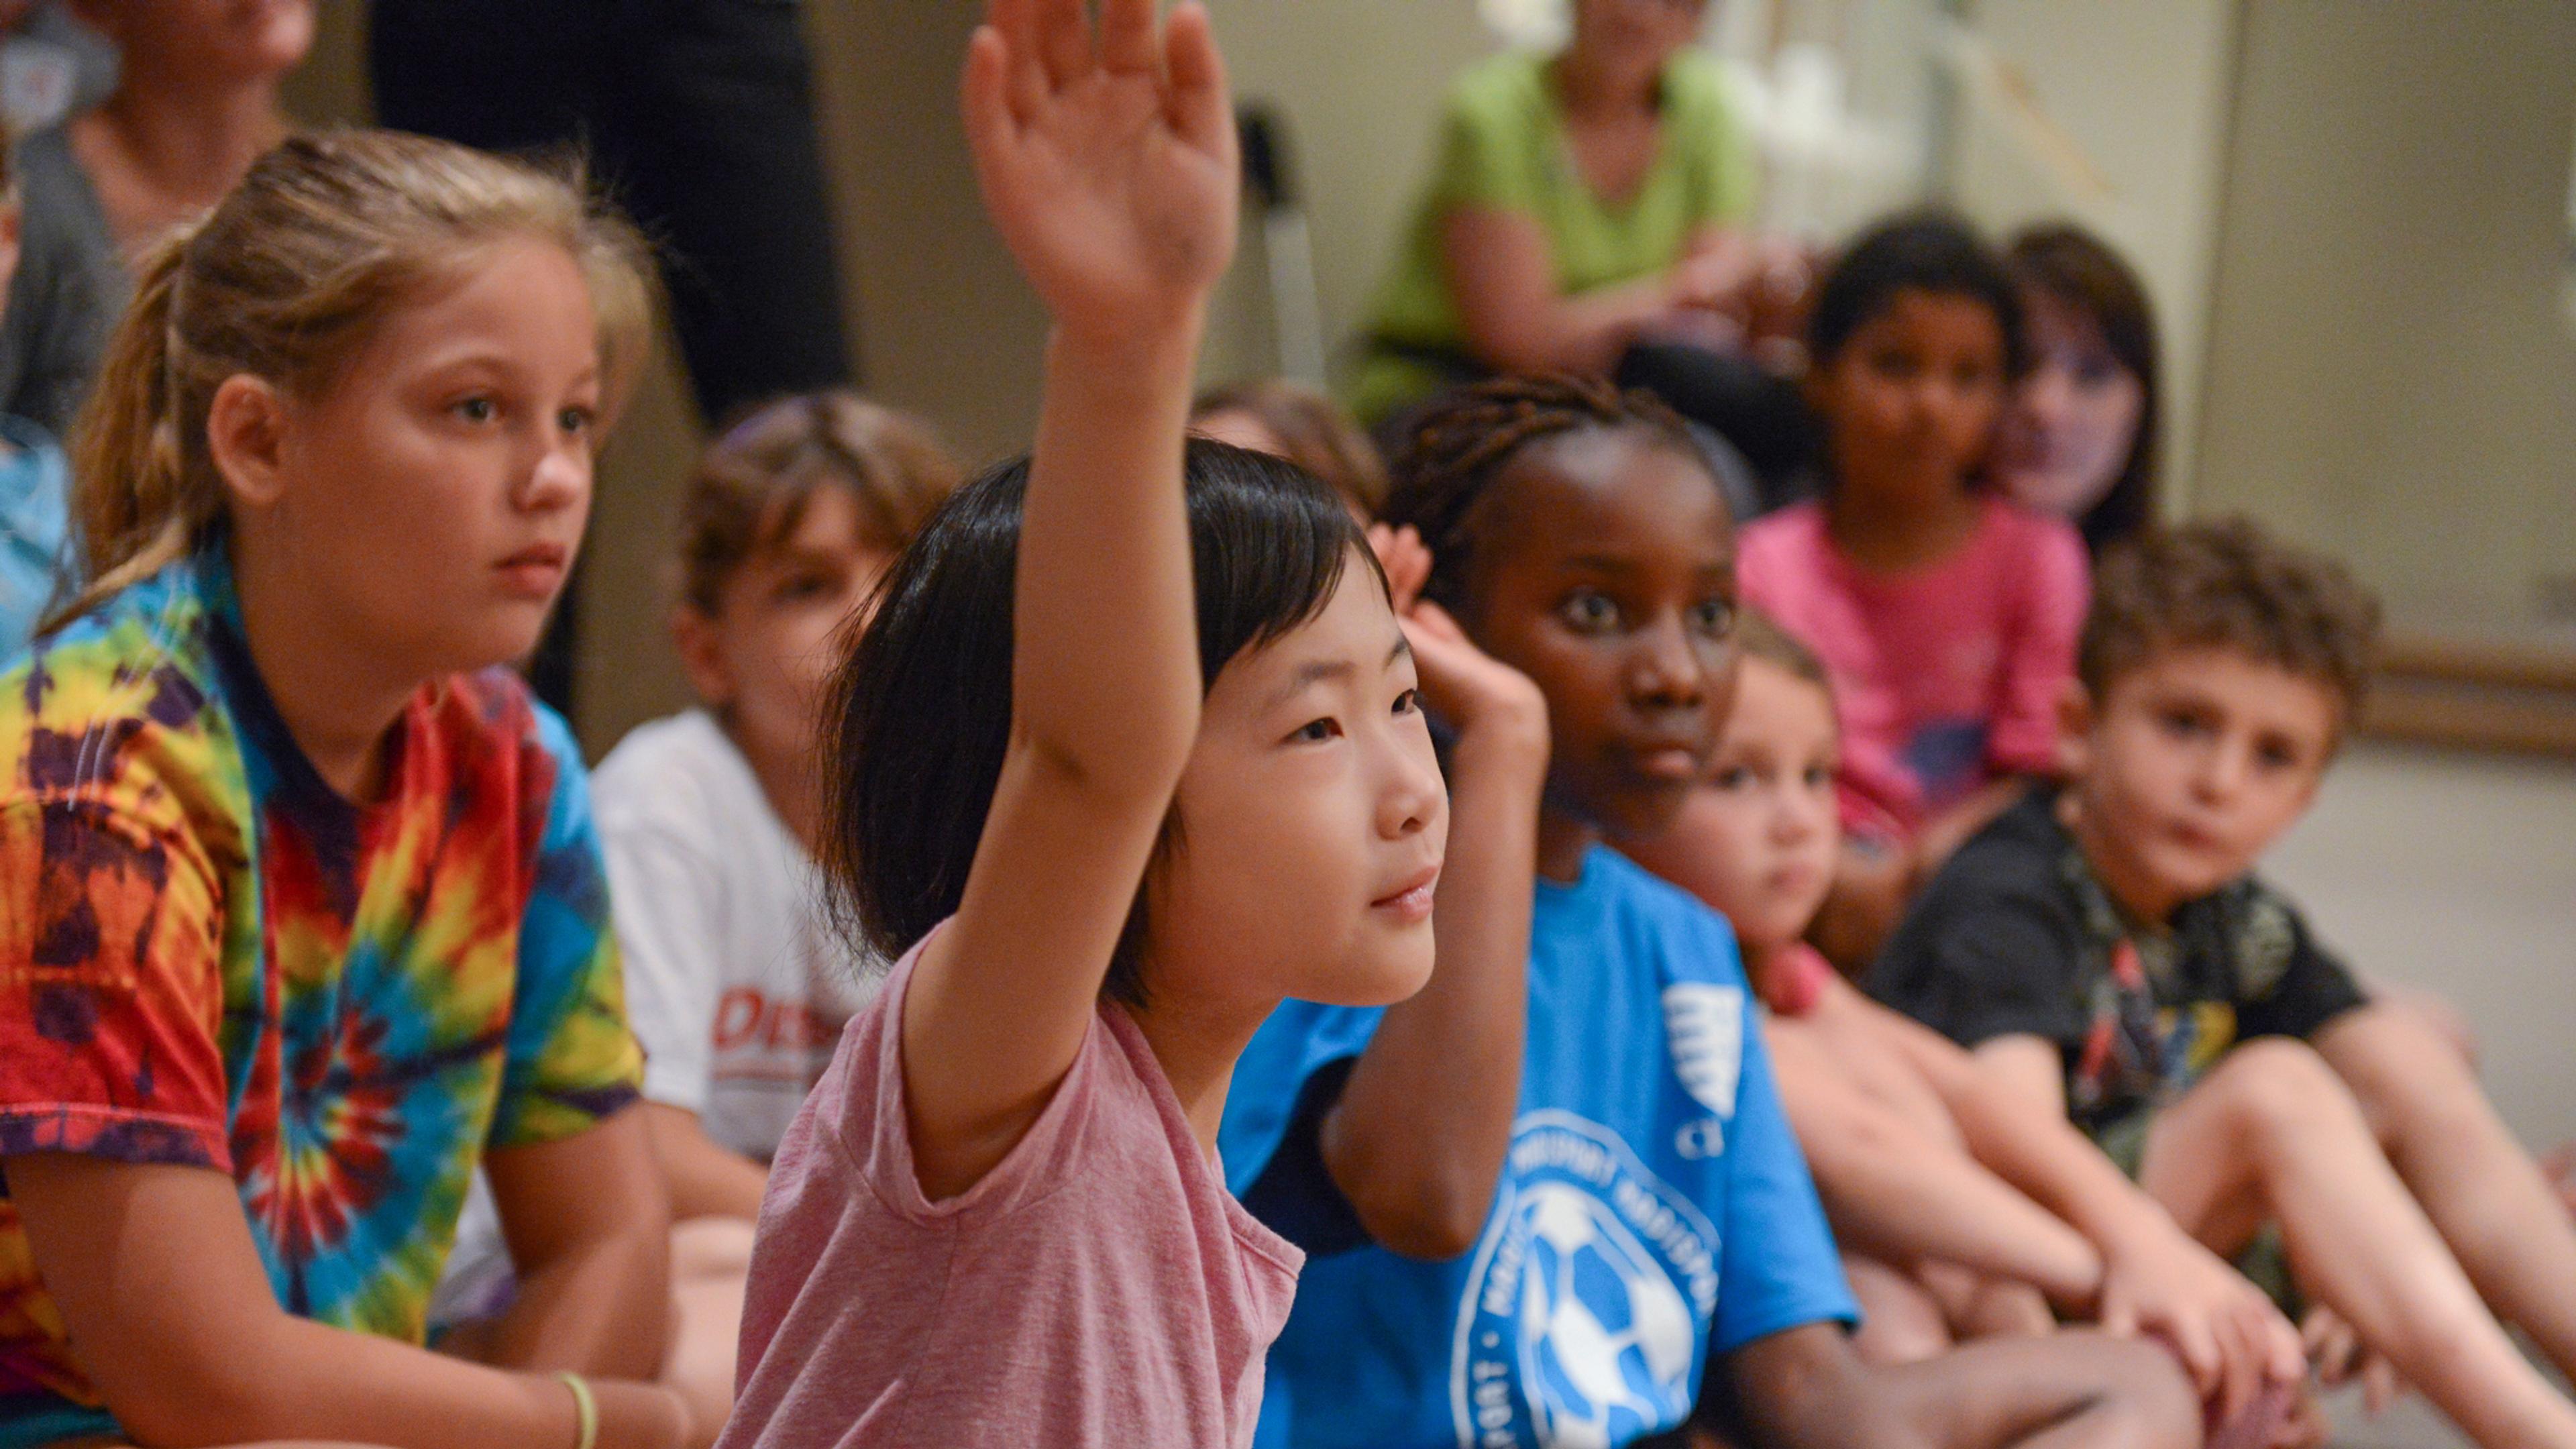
2081;517;2381;724
1191;378;1389;517
1384;374;1703;616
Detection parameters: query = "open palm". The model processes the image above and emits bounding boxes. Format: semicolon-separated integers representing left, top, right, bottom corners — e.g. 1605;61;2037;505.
962;0;1240;334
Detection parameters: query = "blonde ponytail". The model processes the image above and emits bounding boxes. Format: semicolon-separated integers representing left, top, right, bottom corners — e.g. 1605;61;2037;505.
44;130;654;633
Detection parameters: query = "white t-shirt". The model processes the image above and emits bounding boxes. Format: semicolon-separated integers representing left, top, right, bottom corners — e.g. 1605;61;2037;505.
598;709;875;1157
431;711;873;1328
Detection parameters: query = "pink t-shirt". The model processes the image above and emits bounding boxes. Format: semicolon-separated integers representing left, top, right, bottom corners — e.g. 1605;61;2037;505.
1739;498;2088;846
718;929;1304;1449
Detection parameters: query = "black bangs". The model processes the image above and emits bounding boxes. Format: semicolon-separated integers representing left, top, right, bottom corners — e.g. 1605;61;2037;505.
820;437;1373;1006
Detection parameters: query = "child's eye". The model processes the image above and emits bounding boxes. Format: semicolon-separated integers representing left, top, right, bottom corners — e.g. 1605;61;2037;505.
2159;708;2212;739
2073;354;2124;388
1556;590;1620;633
558;405;595;435
1803;765;1835;789
1712;765;1751;790
1288;716;1343;744
775;572;838;603
2254;737;2302;771
1391;688;1422;716
1867;347;1919;380
453;395;497;424
1690;598;1735;637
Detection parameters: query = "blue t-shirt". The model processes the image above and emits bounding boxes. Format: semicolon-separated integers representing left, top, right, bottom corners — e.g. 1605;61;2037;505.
0;416;69;661
1220;846;1857;1449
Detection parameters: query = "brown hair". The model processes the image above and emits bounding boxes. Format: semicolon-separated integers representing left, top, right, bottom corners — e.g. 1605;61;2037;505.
1385;374;1701;616
2007;224;2161;552
1735;606;1830;696
682;391;963;614
1191;378;1389;517
2081;517;2381;724
52;129;653;630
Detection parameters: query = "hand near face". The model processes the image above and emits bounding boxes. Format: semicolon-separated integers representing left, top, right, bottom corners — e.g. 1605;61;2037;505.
1369;525;1548;745
959;0;1239;340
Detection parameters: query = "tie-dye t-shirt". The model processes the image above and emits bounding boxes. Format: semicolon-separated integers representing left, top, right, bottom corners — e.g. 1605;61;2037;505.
0;549;643;1445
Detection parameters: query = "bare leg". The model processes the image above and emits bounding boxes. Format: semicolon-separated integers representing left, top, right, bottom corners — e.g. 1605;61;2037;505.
2139;1038;2576;1449
1846;1254;1955;1364
1917;1262;2055;1342
663;1216;755;1437
1880;1330;2199;1449
2318;1005;2576;1381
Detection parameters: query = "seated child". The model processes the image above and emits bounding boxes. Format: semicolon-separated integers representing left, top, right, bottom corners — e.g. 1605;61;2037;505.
0;133;70;659
437;390;963;1425
718;4;1450;1444
1623;610;2297;1411
1872;518;2576;1449
1218;375;2198;1449
1735;213;2088;965
1192;377;1389;519
1;132;693;1446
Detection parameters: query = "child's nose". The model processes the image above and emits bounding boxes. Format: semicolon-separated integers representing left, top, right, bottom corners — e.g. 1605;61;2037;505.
517;441;590;513
1627;616;1706;707
1377;737;1446;840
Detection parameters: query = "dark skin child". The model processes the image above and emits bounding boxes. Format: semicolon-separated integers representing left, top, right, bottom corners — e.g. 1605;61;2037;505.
1444;421;2197;1449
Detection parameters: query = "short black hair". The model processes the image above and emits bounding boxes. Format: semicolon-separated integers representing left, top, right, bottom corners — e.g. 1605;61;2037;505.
1807;209;2027;378
822;438;1375;1007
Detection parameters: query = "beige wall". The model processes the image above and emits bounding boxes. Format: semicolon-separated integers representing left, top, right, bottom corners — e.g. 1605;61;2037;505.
1950;0;2241;507
2194;0;2576;652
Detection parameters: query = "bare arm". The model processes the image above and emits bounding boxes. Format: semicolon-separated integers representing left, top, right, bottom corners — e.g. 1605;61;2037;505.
1440;207;1683;376
6;1155;688;1449
642;1102;769;1222
476;1109;674;1379
1320;529;1548;1258
904;0;1238;1201
1956;1026;2301;1419
1767;1017;2102;1305
1727;1323;1933;1449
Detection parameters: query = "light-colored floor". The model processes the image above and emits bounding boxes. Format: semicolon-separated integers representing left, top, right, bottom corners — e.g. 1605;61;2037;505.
2253;741;2576;1448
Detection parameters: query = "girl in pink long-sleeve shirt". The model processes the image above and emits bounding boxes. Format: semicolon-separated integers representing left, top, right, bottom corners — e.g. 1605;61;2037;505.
1737;213;2088;965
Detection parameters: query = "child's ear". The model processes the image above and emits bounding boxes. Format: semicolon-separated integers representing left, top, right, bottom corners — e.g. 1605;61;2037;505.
205;375;291;508
672;605;737;710
2052;678;2096;779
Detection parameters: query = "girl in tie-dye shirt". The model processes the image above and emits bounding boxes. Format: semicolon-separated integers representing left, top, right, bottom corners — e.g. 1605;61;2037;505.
0;133;693;1449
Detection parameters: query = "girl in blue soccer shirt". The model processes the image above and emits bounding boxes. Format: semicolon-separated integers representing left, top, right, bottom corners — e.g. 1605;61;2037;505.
1221;376;2279;1449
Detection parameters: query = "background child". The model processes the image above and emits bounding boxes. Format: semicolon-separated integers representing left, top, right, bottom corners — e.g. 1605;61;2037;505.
1220;375;2196;1449
1623;610;2300;1422
0;132;692;1448
0;131;70;659
1872;518;2576;1449
1737;212;2088;968
717;4;1452;1444
1994;225;2159;556
437;388;963;1428
1192;377;1388;519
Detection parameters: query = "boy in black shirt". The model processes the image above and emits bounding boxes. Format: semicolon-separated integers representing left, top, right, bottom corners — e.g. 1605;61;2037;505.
1872;519;2576;1449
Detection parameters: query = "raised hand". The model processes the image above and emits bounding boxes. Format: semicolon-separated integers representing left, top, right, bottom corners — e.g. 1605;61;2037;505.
961;0;1240;339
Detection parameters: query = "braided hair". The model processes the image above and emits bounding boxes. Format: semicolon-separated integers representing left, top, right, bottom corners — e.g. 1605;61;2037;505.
1386;375;1702;616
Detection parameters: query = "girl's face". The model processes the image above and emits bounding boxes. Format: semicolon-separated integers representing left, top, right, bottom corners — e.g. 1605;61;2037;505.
81;0;313;80
1466;427;1739;848
260;235;604;680
680;485;897;798
1148;555;1448;1012
1635;659;1839;954
1809;288;2009;513
1996;287;2144;521
1569;0;1710;81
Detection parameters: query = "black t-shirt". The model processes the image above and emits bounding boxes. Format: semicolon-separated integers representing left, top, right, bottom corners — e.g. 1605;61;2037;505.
1866;790;2367;1135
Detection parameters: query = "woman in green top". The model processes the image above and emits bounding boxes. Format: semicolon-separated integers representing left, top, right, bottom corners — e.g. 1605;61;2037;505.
1355;0;1811;498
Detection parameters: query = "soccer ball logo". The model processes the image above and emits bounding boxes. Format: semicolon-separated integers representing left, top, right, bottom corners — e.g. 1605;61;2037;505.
1512;1182;1697;1448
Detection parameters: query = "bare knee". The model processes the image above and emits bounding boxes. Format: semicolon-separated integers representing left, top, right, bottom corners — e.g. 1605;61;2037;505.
670;1214;758;1281
2201;1038;2370;1152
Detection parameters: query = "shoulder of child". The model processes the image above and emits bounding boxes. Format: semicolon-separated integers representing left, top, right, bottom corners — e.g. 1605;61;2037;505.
1591;847;1753;987
590;711;736;832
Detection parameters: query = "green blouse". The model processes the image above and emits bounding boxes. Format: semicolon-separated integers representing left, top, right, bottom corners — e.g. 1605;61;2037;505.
1350;48;1757;425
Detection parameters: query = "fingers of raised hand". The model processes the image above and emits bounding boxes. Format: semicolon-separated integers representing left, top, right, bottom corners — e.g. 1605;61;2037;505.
1032;0;1093;89
1161;1;1234;157
1097;0;1162;76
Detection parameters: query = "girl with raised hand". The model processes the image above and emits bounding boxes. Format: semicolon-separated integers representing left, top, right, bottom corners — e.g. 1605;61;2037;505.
0;133;690;1448
718;3;1457;1445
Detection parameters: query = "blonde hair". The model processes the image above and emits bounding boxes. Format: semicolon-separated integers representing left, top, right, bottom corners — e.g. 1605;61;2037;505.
682;392;962;614
55;129;653;629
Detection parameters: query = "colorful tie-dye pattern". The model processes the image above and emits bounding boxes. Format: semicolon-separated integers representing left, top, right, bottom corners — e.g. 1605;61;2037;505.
0;552;641;1442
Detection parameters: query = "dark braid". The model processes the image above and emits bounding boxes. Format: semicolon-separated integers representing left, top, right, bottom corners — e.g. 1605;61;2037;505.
1387;374;1699;613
